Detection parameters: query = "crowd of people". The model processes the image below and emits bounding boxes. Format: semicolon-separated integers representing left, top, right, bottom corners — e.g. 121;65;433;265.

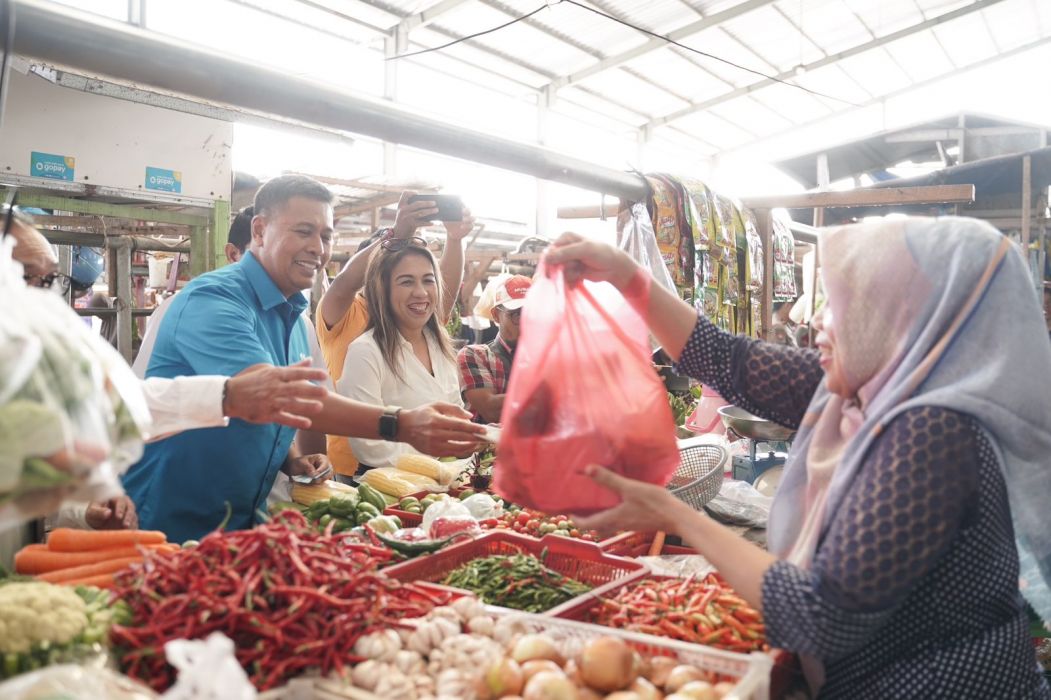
7;174;1051;697
10;175;530;540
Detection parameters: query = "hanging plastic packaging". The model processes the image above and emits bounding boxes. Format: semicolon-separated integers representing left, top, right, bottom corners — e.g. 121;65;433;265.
494;262;680;515
0;237;150;530
617;203;676;294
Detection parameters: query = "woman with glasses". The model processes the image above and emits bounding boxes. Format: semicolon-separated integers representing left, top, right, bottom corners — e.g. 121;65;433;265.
457;274;532;423
338;236;469;473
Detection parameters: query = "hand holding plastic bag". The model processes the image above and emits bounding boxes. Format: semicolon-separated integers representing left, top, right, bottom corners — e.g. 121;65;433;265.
494;261;680;514
0;238;150;529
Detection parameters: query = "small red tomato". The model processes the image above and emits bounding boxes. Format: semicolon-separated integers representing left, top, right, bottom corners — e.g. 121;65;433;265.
516;512;531;526
569;529;580;538
526;519;540;531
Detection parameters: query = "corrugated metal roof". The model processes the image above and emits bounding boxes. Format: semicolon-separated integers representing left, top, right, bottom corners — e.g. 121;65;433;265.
130;0;1051;168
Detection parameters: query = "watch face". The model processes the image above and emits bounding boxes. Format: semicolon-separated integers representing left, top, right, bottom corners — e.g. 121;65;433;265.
379;411;398;440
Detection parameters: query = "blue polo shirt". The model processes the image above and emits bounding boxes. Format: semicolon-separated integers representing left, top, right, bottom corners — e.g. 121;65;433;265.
122;252;310;541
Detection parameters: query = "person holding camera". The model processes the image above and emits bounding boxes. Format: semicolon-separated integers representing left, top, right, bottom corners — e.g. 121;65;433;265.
316;191;474;480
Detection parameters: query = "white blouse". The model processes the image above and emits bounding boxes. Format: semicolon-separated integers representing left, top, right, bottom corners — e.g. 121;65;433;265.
338;328;462;469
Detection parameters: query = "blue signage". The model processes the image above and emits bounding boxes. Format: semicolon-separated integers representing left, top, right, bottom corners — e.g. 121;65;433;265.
145;166;182;193
30;151;75;181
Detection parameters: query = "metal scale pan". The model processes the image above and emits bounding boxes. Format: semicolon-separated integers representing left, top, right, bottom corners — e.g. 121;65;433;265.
717;406;796;496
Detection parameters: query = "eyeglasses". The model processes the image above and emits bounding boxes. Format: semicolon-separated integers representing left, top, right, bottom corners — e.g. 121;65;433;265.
24;272;72;292
380;236;427;252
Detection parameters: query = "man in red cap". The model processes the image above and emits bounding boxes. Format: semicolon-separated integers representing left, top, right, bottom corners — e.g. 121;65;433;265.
458;274;531;423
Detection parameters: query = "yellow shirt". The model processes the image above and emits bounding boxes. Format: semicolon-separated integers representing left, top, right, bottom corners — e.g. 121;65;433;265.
315;295;370;476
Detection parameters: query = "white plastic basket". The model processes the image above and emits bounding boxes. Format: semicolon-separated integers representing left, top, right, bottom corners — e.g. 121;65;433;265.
491;608;772;700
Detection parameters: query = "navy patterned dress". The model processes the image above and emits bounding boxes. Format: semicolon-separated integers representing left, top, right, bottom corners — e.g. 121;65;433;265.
676;315;1050;698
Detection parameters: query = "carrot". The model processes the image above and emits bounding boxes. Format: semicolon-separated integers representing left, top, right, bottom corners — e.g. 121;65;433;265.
58;573;115;589
37;556;144;583
48;528;166;552
15;544;172;574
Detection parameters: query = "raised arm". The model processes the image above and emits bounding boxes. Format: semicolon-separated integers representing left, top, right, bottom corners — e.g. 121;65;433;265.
545;233;822;428
317;192;439;331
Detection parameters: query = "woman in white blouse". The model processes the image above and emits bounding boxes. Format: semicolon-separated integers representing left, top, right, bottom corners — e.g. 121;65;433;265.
339;238;463;472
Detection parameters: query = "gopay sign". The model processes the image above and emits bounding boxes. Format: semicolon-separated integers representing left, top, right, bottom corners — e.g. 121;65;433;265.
145;166;182;193
30;151;75;181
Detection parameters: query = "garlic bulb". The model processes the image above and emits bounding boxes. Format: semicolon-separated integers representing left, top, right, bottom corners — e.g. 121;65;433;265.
450;596;486;623
353;629;402;661
466;615;495;637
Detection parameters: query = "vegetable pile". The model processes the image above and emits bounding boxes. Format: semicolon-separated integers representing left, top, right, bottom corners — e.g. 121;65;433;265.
15;528;178;588
441;553;591;613
588;574;768;653
338;598;740;700
490;506;599;542
108;510;451;691
0;581;119;679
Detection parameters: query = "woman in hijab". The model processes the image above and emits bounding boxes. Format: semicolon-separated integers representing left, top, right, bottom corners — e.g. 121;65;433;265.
547;217;1051;698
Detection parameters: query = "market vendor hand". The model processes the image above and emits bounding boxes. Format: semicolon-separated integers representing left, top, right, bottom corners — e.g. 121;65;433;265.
545;232;638;290
571;465;683;536
86;496;138;530
443;206;476;241
398;402;487;457
393;191;440;238
224;359;328;430
285;453;333;483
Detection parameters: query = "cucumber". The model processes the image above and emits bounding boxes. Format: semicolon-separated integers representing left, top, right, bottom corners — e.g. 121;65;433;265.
373;531;454;556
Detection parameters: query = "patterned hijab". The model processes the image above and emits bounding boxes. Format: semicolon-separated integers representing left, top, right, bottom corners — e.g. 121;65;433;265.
768;217;1051;630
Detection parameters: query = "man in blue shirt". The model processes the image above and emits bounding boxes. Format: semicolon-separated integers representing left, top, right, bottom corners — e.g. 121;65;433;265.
123;175;485;541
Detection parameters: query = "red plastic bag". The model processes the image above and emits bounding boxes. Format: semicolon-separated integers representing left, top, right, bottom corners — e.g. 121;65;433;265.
493;262;680;515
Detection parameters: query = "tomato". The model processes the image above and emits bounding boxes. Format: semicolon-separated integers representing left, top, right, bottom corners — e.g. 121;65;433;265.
569;529;580;538
516;512;531;526
526;519;540;531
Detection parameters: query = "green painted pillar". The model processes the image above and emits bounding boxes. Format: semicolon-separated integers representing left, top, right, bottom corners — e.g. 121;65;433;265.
189;224;209;278
212;199;231;269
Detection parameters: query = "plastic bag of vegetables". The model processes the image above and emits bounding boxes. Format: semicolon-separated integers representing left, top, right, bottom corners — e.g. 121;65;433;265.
0;237;150;529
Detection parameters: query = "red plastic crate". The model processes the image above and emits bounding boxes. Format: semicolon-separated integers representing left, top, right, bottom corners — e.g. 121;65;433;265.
600;531;698;557
383;531;648;615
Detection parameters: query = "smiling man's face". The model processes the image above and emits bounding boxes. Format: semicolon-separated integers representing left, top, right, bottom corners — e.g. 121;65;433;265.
251;196;333;297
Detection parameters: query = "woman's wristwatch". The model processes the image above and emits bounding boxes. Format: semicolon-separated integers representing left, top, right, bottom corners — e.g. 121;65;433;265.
378;406;402;441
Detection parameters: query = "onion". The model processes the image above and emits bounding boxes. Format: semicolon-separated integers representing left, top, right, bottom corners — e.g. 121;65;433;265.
712;681;735;698
646;656;678;687
522;660;563;684
579;636;638;692
482;657;525;698
576;689;603;700
677;680;718;700
604;693;642;700
512;634;564;666
522;670;579;700
664;666;706;694
630;677;663;700
563;659;582;685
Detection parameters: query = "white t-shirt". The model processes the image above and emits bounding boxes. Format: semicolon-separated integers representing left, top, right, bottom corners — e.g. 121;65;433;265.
339;328;462;469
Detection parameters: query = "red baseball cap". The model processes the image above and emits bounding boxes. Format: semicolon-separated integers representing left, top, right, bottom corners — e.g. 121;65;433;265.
493;274;532;311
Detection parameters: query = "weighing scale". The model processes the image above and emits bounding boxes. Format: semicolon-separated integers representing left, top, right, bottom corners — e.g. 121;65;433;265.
717;406;796;496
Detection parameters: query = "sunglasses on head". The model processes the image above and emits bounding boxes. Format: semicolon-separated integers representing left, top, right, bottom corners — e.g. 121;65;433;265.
380;236;427;252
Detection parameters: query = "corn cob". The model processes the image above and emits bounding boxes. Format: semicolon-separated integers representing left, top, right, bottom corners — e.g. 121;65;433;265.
395;453;443;481
290;480;356;506
359;467;438;497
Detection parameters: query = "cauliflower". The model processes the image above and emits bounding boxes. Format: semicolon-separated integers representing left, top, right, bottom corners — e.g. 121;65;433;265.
0;582;88;654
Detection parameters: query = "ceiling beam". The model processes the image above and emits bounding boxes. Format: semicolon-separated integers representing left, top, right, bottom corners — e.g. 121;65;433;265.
547;0;776;91
399;0;471;33
717;33;1051;160
646;0;1008;131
